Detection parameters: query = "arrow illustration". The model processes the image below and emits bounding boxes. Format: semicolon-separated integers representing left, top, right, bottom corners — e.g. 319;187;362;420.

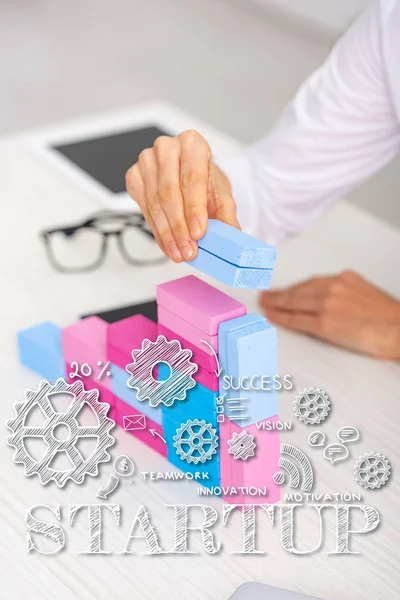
199;340;222;377
149;429;166;444
96;474;120;499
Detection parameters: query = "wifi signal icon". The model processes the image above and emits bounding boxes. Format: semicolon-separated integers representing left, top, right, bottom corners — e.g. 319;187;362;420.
273;443;314;492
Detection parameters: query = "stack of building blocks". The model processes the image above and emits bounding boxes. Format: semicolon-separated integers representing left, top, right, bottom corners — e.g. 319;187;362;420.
108;314;166;456
16;219;280;502
62;316;116;421
156;275;247;489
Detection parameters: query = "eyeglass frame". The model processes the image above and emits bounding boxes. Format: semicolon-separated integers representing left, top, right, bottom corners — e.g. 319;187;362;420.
39;211;168;273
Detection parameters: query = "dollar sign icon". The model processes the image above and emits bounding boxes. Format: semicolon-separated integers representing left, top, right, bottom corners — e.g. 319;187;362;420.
113;454;134;477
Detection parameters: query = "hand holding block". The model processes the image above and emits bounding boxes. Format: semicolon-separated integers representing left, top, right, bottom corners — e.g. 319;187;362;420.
156;275;246;334
198;219;277;269
188;247;273;289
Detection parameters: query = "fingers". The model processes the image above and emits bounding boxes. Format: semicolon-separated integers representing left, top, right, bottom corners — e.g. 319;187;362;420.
179;130;210;240
137;148;179;259
263;306;318;334
207;163;240;229
154;136;195;261
260;277;332;312
126;130;238;262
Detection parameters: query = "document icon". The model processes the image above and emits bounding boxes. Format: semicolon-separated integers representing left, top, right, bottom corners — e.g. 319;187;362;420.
123;414;146;431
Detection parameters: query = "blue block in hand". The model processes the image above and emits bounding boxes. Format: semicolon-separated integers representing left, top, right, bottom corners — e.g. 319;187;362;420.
188;248;273;289
198;219;277;269
17;321;66;382
163;414;220;490
218;314;278;426
111;363;162;425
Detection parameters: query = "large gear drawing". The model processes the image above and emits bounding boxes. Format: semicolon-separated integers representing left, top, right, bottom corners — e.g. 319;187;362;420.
126;335;198;407
353;452;391;490
227;430;256;461
6;378;114;487
293;388;330;425
173;419;218;465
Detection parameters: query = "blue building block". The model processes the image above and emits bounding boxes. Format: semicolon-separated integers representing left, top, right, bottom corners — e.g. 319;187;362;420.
219;313;266;376
198;219;277;269
111;363;162;425
188;248;273;289
163;414;221;490
17;321;66;382
218;314;278;426
159;363;219;427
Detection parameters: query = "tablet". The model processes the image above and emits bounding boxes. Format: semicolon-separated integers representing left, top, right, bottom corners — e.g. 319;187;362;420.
34;124;171;210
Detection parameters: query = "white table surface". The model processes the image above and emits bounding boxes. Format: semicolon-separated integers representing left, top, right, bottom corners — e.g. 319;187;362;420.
1;102;399;600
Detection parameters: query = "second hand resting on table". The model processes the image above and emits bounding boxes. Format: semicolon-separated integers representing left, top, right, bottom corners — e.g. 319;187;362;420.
125;2;400;360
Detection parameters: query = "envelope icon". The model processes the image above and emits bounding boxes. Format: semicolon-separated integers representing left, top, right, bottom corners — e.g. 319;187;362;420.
123;414;146;431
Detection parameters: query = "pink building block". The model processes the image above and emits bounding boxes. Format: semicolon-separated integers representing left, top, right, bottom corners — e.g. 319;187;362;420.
115;397;167;457
156;324;218;391
219;416;281;504
157;324;216;372
108;314;158;370
66;372;116;422
157;275;247;335
63;316;111;389
158;306;218;354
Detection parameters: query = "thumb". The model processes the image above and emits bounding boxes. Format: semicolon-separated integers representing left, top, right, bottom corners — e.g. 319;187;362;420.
207;163;241;230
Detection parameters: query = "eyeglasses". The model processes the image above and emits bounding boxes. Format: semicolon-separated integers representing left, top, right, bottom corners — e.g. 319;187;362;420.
39;211;168;273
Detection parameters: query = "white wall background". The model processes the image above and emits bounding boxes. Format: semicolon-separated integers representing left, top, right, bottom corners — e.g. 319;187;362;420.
225;0;372;37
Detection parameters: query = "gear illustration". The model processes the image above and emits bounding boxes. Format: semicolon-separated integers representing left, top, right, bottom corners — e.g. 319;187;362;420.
227;430;256;461
6;378;114;487
126;335;198;407
353;452;391;490
173;419;218;465
293;388;330;425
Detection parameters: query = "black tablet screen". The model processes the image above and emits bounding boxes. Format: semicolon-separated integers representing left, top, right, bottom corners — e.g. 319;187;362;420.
52;125;169;194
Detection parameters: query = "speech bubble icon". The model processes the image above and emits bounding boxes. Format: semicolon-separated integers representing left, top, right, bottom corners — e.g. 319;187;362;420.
323;443;349;465
308;431;325;447
337;426;360;445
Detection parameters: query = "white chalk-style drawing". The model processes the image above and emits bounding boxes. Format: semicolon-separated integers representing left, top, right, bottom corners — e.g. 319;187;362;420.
113;455;135;477
353;452;391;490
123;414;146;431
272;471;286;485
323;443;349;465
126;335;198;407
308;431;326;447
278;443;314;492
227;430;256;461
173;419;218;465
6;378;114;487
293;387;330;425
337;426;360;444
96;474;120;499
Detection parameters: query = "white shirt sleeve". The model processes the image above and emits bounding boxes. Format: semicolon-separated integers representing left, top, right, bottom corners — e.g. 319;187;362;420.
218;0;400;245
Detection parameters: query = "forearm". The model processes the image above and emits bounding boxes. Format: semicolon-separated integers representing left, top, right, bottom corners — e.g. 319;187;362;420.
219;1;400;245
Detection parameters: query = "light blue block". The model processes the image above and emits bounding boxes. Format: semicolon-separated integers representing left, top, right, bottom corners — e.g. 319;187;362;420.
159;363;218;427
17;321;66;382
188;248;273;289
219;313;266;380
111;363;162;425
163;415;220;490
198;219;277;269
218;314;278;426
